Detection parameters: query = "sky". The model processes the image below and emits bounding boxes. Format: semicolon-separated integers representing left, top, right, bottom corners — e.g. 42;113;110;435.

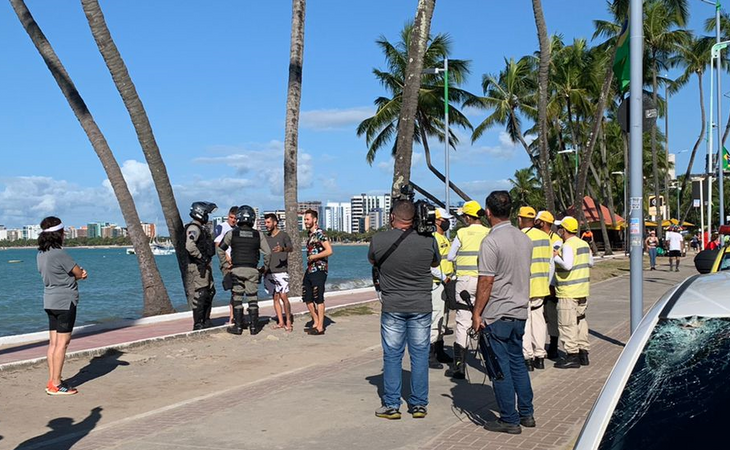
0;0;719;232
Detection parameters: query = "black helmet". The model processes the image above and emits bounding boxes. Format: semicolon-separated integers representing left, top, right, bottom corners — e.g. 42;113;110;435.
190;201;217;223
236;205;256;226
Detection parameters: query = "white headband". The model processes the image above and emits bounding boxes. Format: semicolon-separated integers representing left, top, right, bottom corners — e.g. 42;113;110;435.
42;223;64;233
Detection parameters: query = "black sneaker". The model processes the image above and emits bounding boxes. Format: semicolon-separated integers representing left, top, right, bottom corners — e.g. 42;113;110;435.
520;416;536;427
533;357;545;370
578;350;590;366
375;406;401;420
410;405;427;418
484;419;521;434
554;354;581;369
525;359;534;371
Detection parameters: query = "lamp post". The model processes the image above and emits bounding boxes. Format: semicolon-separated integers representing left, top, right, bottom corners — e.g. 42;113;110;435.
422;58;450;223
558;148;578;177
612;171;627;255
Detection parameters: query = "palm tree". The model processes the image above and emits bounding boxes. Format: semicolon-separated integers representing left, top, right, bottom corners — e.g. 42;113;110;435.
509;167;543;209
466;57;538;166
10;0;173;315
81;0;187;287
357;24;476;201
283;0;306;296
391;0;436;198
530;0;557;213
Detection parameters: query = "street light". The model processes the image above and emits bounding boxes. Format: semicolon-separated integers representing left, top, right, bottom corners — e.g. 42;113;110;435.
558;148;578;177
612;171;628;255
422;59;450;225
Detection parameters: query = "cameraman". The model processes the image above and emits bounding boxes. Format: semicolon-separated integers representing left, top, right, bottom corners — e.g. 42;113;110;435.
368;200;440;420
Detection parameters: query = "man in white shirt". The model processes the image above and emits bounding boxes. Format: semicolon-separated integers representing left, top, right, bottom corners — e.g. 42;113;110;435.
666;226;684;272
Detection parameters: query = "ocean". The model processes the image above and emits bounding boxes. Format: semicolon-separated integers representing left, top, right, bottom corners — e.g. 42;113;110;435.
0;245;372;337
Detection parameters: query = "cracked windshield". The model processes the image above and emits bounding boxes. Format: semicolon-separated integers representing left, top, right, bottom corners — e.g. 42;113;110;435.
599;317;730;450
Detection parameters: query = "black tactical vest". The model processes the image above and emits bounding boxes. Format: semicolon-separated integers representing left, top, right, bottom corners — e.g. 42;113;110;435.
230;226;260;268
185;222;215;262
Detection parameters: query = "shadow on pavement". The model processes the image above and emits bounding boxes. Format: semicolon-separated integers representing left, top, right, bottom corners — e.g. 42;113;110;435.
64;349;129;388
443;352;498;426
589;329;625;347
15;406;102;450
303;316;337;330
366;370;413;405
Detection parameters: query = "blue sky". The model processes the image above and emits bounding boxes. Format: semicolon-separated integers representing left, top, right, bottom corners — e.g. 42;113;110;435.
0;1;719;231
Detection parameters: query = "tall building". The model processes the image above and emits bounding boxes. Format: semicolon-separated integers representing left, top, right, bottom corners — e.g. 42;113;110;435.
140;223;156;239
350;194;391;233
0;225;7;241
260;210;286;231
87;222;109;239
22;225;42;240
367;208;386;232
324;202;352;233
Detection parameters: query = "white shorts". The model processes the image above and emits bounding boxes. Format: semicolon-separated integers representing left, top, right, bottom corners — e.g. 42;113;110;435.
264;273;290;295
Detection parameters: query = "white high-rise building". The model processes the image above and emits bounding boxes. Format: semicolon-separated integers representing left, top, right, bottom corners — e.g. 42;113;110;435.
350;194;391;233
324;202;352;233
23;225;42;240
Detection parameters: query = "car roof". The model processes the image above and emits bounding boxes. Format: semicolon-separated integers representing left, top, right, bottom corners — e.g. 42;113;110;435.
664;272;730;319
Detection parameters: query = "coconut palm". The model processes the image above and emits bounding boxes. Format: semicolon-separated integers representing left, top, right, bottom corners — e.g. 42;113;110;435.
390;0;436;198
283;0;306;296
509;167;544;210
81;0;187;287
10;0;173;315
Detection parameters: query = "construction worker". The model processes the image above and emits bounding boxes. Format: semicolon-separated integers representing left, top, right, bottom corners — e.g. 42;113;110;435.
535;210;562;359
553;216;593;369
517;207;551;371
445;200;490;379
429;208;455;369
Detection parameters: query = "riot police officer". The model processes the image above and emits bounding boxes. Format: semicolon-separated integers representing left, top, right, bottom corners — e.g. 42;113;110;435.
185;201;218;330
219;205;271;335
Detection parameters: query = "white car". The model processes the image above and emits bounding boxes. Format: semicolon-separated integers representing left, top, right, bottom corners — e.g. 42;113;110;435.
574;271;730;450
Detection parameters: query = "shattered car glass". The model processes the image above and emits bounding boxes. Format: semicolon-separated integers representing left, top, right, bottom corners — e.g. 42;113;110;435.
598;317;730;450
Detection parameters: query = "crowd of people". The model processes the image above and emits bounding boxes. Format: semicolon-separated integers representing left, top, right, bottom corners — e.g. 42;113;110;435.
368;191;593;434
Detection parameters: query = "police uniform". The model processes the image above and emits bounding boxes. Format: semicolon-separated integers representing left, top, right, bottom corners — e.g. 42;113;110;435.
446;201;489;379
185;219;216;330
554;216;592;368
219;221;271;335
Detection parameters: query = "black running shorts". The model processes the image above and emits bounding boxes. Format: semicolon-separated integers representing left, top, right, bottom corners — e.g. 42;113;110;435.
668;250;682;257
45;303;77;333
303;271;327;304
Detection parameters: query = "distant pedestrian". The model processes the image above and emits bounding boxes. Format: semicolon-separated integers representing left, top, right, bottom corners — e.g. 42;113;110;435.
553;216;594;369
185;201;218;330
37;216;88;395
645;230;659;270
535;210;562;360
303;209;333;335
471;191;535;434
708;232;721;250
691;234;699;253
581;229;593;245
264;213;293;332
369;200;440;420
666;226;684;272
215;206;238;325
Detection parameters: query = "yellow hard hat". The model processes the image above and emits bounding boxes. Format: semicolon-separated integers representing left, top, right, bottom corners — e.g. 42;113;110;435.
462;201;483;218
535;210;555;224
518;206;536;219
556;216;579;234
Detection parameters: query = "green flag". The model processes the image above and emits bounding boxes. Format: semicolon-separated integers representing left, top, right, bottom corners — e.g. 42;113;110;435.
613;19;630;94
724;146;729;171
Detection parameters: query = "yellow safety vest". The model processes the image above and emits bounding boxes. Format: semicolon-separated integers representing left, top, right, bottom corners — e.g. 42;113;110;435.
555;236;591;298
548;231;562;250
433;232;454;282
523;227;551;298
455;225;490;276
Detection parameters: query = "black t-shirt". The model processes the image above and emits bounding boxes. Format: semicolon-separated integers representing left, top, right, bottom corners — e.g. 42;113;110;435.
368;228;439;313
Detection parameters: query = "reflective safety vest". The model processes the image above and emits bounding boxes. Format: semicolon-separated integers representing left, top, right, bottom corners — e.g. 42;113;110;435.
455;225;490;276
433;232;454;282
523;227;551;298
548;231;563;251
555;236;591;298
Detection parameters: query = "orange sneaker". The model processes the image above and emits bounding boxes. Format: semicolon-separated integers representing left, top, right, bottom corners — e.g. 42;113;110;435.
46;381;78;396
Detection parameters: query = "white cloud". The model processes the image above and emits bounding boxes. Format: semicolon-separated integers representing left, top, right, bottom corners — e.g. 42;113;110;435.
300;106;374;131
452;131;520;162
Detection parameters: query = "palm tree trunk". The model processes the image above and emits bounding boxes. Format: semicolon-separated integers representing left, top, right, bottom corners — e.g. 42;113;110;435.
81;0;187;287
588;184;612;255
680;73;706;210
11;0;173;316
651;59;663;239
531;0;556;213
391;0;436;198
418;124;472;202
283;0;306;296
598;125;618;227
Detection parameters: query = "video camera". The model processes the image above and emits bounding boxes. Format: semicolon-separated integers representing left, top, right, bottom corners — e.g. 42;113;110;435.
394;184;436;235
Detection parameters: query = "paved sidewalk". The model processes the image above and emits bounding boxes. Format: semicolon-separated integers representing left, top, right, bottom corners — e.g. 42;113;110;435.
0;289;377;368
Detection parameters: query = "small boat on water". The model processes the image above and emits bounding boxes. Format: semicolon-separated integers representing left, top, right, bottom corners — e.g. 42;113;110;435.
8;260;22;263
125;239;176;256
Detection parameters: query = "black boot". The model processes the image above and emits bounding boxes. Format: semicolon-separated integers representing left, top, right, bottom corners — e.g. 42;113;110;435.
445;344;466;379
579;349;590;366
554;353;580;369
429;344;443;369
434;340;453;364
248;306;259;335
525;358;534;371
226;308;244;335
533;357;545;370
192;307;205;331
546;336;559;360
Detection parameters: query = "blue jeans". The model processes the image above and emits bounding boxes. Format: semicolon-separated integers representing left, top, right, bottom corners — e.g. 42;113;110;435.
486;319;534;424
648;248;657;268
380;312;431;409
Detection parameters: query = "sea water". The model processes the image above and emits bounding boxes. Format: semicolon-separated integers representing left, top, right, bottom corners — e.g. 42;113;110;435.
0;245;371;337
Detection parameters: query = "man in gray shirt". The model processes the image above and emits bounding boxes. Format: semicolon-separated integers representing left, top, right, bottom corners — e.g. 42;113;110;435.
263;213;293;331
472;191;535;435
368;200;440;420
